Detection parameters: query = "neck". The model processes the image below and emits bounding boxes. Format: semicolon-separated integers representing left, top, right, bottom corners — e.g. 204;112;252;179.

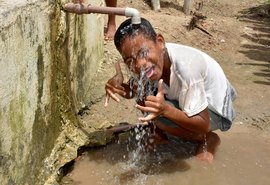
161;48;171;85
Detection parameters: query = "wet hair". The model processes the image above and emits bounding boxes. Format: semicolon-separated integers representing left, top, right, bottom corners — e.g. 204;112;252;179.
114;17;157;51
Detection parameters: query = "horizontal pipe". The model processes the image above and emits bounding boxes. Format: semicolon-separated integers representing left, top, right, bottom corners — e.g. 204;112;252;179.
106;122;148;134
63;3;141;24
64;3;125;15
106;124;136;134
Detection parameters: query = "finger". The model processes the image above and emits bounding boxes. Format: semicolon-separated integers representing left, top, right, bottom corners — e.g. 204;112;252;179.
157;79;164;95
138;121;149;126
138;114;156;122
107;89;120;102
104;94;110;107
114;89;126;97
144;95;156;102
105;83;126;96
136;104;158;113
111;93;120;102
144;99;159;108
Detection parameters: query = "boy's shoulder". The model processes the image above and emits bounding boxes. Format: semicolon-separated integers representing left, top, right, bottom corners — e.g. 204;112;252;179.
166;42;206;61
166;42;202;53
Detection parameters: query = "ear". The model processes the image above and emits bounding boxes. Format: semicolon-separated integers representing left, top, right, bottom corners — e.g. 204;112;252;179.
156;34;165;49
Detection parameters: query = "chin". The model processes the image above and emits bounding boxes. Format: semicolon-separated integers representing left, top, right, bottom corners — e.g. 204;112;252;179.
149;74;160;81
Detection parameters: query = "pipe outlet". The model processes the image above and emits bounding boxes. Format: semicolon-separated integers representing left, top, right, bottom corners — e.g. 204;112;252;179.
63;3;141;25
125;8;141;25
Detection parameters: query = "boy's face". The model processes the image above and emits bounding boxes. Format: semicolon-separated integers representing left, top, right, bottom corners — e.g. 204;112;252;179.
119;34;165;81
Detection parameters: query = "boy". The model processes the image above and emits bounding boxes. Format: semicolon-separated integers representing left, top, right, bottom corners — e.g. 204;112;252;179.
104;18;236;163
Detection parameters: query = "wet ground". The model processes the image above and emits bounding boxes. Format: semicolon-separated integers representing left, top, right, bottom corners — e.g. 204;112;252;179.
61;124;270;185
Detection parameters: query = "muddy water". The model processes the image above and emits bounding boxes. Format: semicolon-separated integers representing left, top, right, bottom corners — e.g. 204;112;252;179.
61;124;270;185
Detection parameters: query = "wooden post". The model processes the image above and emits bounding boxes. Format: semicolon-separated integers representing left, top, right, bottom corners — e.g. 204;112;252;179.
183;0;193;15
151;0;160;11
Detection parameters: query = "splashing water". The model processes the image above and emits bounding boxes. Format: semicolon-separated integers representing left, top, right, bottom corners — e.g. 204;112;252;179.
120;24;132;35
133;70;157;105
125;62;158;114
120;23;140;38
120;66;160;177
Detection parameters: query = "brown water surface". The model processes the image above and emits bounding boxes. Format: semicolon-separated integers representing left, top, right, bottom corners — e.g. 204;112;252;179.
62;124;270;185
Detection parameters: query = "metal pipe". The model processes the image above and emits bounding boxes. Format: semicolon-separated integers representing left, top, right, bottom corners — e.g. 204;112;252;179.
63;3;141;24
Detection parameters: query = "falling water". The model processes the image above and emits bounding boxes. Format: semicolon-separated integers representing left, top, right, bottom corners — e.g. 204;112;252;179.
125;67;158;153
118;22;169;177
202;134;208;156
107;61;180;184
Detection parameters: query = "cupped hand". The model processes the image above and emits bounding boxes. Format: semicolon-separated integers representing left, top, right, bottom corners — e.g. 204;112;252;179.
136;79;167;121
104;62;126;106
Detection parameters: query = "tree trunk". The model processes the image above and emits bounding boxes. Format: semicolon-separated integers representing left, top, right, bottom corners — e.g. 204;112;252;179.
183;0;193;15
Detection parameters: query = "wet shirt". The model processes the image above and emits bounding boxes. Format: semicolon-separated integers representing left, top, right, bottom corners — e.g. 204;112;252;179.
165;43;236;123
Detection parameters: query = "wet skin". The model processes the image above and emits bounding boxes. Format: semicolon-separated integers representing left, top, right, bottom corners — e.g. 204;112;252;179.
119;34;169;83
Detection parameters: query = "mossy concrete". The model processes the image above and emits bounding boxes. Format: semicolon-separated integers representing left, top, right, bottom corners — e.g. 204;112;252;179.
0;0;111;184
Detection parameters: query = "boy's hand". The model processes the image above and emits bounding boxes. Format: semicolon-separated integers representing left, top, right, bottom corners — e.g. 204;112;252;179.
136;79;167;121
104;62;126;107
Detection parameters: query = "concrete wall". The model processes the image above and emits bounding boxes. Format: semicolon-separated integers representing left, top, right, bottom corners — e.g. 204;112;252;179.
0;0;105;184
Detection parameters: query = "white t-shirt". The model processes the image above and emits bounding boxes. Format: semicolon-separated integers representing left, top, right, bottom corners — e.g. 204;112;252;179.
165;43;236;122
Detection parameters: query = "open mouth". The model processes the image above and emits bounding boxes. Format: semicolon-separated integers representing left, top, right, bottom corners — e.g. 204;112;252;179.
145;66;155;78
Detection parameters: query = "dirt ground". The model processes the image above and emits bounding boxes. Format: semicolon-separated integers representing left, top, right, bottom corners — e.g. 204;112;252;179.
81;0;270;137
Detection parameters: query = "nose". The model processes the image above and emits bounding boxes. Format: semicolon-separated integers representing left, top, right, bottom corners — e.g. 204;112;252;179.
135;57;147;72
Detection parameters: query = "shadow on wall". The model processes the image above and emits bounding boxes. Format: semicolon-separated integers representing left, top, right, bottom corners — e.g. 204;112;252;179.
237;3;270;86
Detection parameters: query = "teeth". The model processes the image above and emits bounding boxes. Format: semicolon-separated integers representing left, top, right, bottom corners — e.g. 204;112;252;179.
145;66;152;73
